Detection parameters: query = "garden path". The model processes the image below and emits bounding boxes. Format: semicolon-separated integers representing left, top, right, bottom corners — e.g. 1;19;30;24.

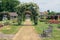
13;19;41;40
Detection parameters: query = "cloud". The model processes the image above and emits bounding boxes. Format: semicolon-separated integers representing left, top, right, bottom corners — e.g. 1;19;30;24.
19;0;60;12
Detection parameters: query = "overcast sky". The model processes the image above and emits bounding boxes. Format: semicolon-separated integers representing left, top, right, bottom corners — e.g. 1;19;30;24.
19;0;60;12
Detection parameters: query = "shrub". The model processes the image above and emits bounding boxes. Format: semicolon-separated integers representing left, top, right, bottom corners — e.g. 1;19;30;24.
12;19;17;23
39;19;48;22
0;23;3;27
4;21;10;26
58;24;60;28
48;19;60;24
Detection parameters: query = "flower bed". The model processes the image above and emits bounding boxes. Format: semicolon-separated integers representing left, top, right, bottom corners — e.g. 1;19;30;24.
0;23;3;28
48;19;60;24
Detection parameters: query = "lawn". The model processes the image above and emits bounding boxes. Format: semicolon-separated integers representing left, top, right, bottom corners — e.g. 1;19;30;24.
34;21;60;40
0;25;21;34
0;20;21;34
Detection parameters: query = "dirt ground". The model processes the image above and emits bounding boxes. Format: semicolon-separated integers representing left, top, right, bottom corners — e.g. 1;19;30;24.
13;19;41;40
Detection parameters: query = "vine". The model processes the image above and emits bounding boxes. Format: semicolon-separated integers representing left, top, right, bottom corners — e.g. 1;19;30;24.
16;3;39;25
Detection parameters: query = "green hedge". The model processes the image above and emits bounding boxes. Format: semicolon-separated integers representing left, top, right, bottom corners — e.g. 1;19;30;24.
39;19;47;22
58;24;60;28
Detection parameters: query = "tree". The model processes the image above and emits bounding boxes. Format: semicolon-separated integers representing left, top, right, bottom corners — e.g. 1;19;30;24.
47;10;56;15
50;11;56;15
0;0;3;12
47;10;50;15
0;0;20;12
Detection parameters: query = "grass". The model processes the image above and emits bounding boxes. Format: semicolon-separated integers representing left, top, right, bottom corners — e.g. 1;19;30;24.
0;20;22;34
34;21;60;40
0;25;21;34
0;39;7;40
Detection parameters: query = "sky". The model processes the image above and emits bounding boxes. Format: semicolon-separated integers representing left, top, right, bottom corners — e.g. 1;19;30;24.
19;0;60;12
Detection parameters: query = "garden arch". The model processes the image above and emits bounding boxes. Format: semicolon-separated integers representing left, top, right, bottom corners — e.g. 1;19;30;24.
24;11;32;19
16;3;39;25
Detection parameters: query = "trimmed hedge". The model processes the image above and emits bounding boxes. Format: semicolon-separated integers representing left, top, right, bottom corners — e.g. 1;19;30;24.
39;19;48;22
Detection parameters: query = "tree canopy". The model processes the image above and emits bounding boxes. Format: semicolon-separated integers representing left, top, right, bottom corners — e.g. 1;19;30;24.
0;0;20;12
47;10;56;15
0;0;39;25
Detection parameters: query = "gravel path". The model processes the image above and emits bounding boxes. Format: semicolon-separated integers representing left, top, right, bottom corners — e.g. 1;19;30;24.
13;19;41;40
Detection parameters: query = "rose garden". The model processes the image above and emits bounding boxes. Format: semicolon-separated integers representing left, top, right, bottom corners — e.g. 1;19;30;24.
0;0;60;40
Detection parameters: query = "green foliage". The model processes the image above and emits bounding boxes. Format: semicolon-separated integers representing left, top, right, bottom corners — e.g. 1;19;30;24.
4;21;10;25
58;24;60;28
0;0;39;25
35;22;60;40
47;10;56;15
17;15;22;25
16;3;39;25
0;0;20;12
50;11;56;15
0;25;20;34
40;19;46;22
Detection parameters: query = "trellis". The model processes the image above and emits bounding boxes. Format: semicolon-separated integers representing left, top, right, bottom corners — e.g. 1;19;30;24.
16;3;39;25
